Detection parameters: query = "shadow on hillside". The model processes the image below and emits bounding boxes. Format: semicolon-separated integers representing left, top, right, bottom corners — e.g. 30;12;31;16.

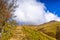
38;28;56;38
56;26;60;40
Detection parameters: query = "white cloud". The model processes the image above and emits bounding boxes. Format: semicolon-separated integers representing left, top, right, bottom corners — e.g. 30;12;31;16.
45;11;60;22
45;11;57;22
14;0;60;25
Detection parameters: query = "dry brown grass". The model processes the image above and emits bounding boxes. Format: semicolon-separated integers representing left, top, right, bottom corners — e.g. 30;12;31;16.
9;21;60;40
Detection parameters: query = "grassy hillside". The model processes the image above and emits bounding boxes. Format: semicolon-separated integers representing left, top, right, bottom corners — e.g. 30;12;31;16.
9;21;60;40
34;21;60;38
22;27;56;40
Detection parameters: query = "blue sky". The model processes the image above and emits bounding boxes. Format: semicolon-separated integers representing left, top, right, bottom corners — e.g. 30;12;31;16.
37;0;60;17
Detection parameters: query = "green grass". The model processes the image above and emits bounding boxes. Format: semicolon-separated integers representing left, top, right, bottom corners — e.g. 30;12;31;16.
4;21;60;40
2;22;16;40
31;21;60;38
22;27;56;40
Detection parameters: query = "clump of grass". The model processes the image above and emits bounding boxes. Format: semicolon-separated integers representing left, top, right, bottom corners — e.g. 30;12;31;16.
2;22;16;40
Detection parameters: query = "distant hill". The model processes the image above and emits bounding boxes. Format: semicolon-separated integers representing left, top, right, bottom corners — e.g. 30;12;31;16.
9;21;60;40
36;21;60;38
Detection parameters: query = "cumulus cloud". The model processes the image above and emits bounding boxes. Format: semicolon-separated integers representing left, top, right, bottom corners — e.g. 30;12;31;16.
45;11;60;22
14;0;60;25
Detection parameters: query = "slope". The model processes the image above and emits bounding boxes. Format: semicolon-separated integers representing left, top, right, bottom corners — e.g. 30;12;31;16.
9;21;60;40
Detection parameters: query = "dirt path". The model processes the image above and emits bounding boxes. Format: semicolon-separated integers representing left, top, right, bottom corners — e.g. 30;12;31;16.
9;26;25;40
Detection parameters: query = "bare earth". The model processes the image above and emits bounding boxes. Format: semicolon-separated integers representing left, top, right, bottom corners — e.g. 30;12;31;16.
10;26;25;40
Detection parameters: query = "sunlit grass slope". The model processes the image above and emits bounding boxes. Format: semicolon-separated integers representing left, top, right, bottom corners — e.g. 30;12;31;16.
22;27;56;40
10;21;60;40
33;21;60;38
